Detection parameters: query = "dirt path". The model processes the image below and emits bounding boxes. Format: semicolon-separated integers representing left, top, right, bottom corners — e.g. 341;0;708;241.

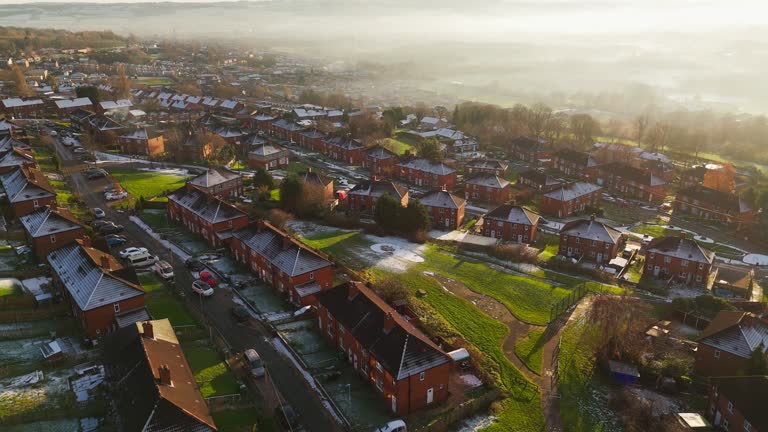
425;272;591;432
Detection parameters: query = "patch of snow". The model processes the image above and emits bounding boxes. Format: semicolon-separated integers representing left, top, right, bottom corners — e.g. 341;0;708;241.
693;235;715;244
744;253;768;266
130;216;191;262
21;276;51;296
370;242;425;263
453;414;498;431
458;374;483;388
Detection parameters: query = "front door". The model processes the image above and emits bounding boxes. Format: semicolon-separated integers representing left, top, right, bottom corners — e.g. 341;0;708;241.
445;219;450;228
654;266;660;277
714;410;721;426
427;388;434;404
391;395;397;413
567;247;573;256
353;354;358;370
596;253;603;263
517;234;523;243
491;230;496;238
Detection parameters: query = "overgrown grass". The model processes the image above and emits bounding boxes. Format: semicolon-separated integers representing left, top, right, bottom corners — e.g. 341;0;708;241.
106;168;186;200
182;344;240;398
212;408;277;432
514;328;546;375
384;131;419;155
140;211;172;231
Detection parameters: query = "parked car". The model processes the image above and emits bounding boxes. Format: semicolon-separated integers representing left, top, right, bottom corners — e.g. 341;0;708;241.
184;257;206;272
93;208;105;219
105;235;128;247
191;280;214;297
91;220;112;229
72;147;87;154
126;252;158;268
376;420;407;432
119;247;148;259
231;305;250;322
243;349;265;378
154;260;174;280
87;170;107;180
105;191;128;201
99;223;124;234
103;185;117;193
198;271;217;287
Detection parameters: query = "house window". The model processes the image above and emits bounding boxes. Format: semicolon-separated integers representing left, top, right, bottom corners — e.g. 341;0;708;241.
419;372;425;381
113;303;120;313
649;253;655;259
728;402;733;413
699;263;705;270
723;419;729;431
714;350;721;359
696;275;702;282
50;234;56;243
664;256;672;263
592;240;596;247
376;376;383;391
575;238;580;244
310;272;314;280
33;199;39;208
745;420;752;432
681;260;688;267
376;361;383;372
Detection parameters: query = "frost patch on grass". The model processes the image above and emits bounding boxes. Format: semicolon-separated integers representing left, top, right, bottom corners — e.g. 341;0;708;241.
453;414;498;431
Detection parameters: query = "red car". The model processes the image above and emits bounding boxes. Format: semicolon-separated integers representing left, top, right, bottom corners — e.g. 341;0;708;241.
198;271;217;287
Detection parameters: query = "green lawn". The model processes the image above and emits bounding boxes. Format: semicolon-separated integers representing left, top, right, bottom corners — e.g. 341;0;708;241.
134;76;174;86
631;224;688;239
269;188;280;201
106;168;187;200
300;229;373;268
536;233;560;262
514;329;546;375
213;408;277;432
140;211;172;231
286;161;310;175
138;273;166;293
144;289;197;327
0;280;19;297
384;131;420;155
372;269;544;432
183;344;240;398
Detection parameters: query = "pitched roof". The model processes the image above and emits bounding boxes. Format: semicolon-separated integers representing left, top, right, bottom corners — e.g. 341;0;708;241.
20;205;83;238
0;119;22;131
697;311;768;359
365;145;398;161
465;159;508;171
419;190;465;209
646;236;715;264
677;185;752;214
232;222;332;277
348;179;408;199
248;143;287;158
272;118;304;131
120;128;161;141
315;282;450;380
298;169;332;189
2;98;43;108
0;165;56;203
560;218;623;244
485;204;540;226
168;188;246;224
54;97;92;109
106;319;217;432
397;158;456;175
466;174;510;189
709;376;768;430
188;167;241;189
299;128;326;139
510;135;548;150
518;169;562;186
543;182;602;201
599;162;666;186
0;146;34;168
47;242;144;311
554;149;599;167
324;136;363;150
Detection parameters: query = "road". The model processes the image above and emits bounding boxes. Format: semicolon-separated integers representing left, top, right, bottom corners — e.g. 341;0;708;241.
51;136;344;432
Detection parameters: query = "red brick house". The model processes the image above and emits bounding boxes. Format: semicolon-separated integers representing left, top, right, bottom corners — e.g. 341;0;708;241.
230;221;334;306
251;113;277;132
167;187;249;248
397;159;457;190
695;311;768;377
54;97;94;116
517;169;562;192
464;159;508;177
707;375;768;432
553;149;599;176
508;136;550;164
348;179;409;215
316;282;452;416
680;165;708;189
20;204;85;261
117;128;165;156
297;128;327;152
1;98;45;118
47;239;148;340
465;174;511;204
540;182;602;218
0;165;57;218
643;236;715;286
675;185;754;229
0;146;35;174
595;162;667;203
86;115;126;146
482;204;540;243
324;136;365;165
298;168;335;204
559;217;624;264
363;145;399;177
247;143;290;170
105;319;217;432
187;167;244;199
0;118;23;137
419;190;466;230
268;119;305;142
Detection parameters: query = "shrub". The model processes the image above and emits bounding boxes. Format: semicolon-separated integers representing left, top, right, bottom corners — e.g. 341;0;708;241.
490;244;539;263
268;209;293;228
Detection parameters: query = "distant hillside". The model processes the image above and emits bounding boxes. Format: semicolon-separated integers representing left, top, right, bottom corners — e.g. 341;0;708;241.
0;26;127;54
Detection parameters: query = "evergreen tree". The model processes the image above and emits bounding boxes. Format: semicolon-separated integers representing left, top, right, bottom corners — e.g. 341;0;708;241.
401;200;431;233
374;194;401;232
747;342;768;375
279;174;304;212
251;168;274;190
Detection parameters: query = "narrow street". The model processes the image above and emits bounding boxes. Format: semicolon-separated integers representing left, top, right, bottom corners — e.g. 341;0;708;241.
51;138;344;432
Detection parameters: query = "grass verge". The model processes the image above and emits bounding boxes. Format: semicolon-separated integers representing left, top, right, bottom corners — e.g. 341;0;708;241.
183;343;240;397
106;168;186;200
514;329;546;375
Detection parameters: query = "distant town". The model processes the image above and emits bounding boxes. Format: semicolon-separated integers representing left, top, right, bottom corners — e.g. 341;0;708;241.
1;26;767;432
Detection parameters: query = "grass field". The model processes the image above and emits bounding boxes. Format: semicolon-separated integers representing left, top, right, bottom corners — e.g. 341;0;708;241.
212;408;277;432
140;211;172;231
0;281;19;297
182;343;240;398
134;76;174;86
514;329;546;375
140;274;198;326
106;168;187;200
138;273;165;293
384;131;420;155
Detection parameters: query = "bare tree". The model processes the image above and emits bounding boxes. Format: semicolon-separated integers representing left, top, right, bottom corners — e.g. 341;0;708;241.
113;64;131;98
526;103;553;137
11;65;33;97
635;114;649;147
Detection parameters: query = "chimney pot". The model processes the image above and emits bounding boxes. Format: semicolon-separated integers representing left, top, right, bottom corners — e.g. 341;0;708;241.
158;364;172;386
142;321;154;339
100;255;111;270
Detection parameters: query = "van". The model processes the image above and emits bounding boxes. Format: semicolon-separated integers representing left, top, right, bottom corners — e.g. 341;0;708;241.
244;349;265;378
127;253;159;268
154;260;174;280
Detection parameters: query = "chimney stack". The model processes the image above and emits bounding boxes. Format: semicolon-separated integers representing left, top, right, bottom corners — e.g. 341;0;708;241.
49;202;57;212
100;255;111;270
348;282;360;300
142;321;154;339
256;219;266;232
383;311;396;334
158;364;172;386
307;167;312;173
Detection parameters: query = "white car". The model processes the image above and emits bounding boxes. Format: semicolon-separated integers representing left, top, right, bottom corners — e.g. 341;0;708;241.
154;260;174;280
119;247;148;259
191;280;214;297
105;191;128;201
376;420;407;432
